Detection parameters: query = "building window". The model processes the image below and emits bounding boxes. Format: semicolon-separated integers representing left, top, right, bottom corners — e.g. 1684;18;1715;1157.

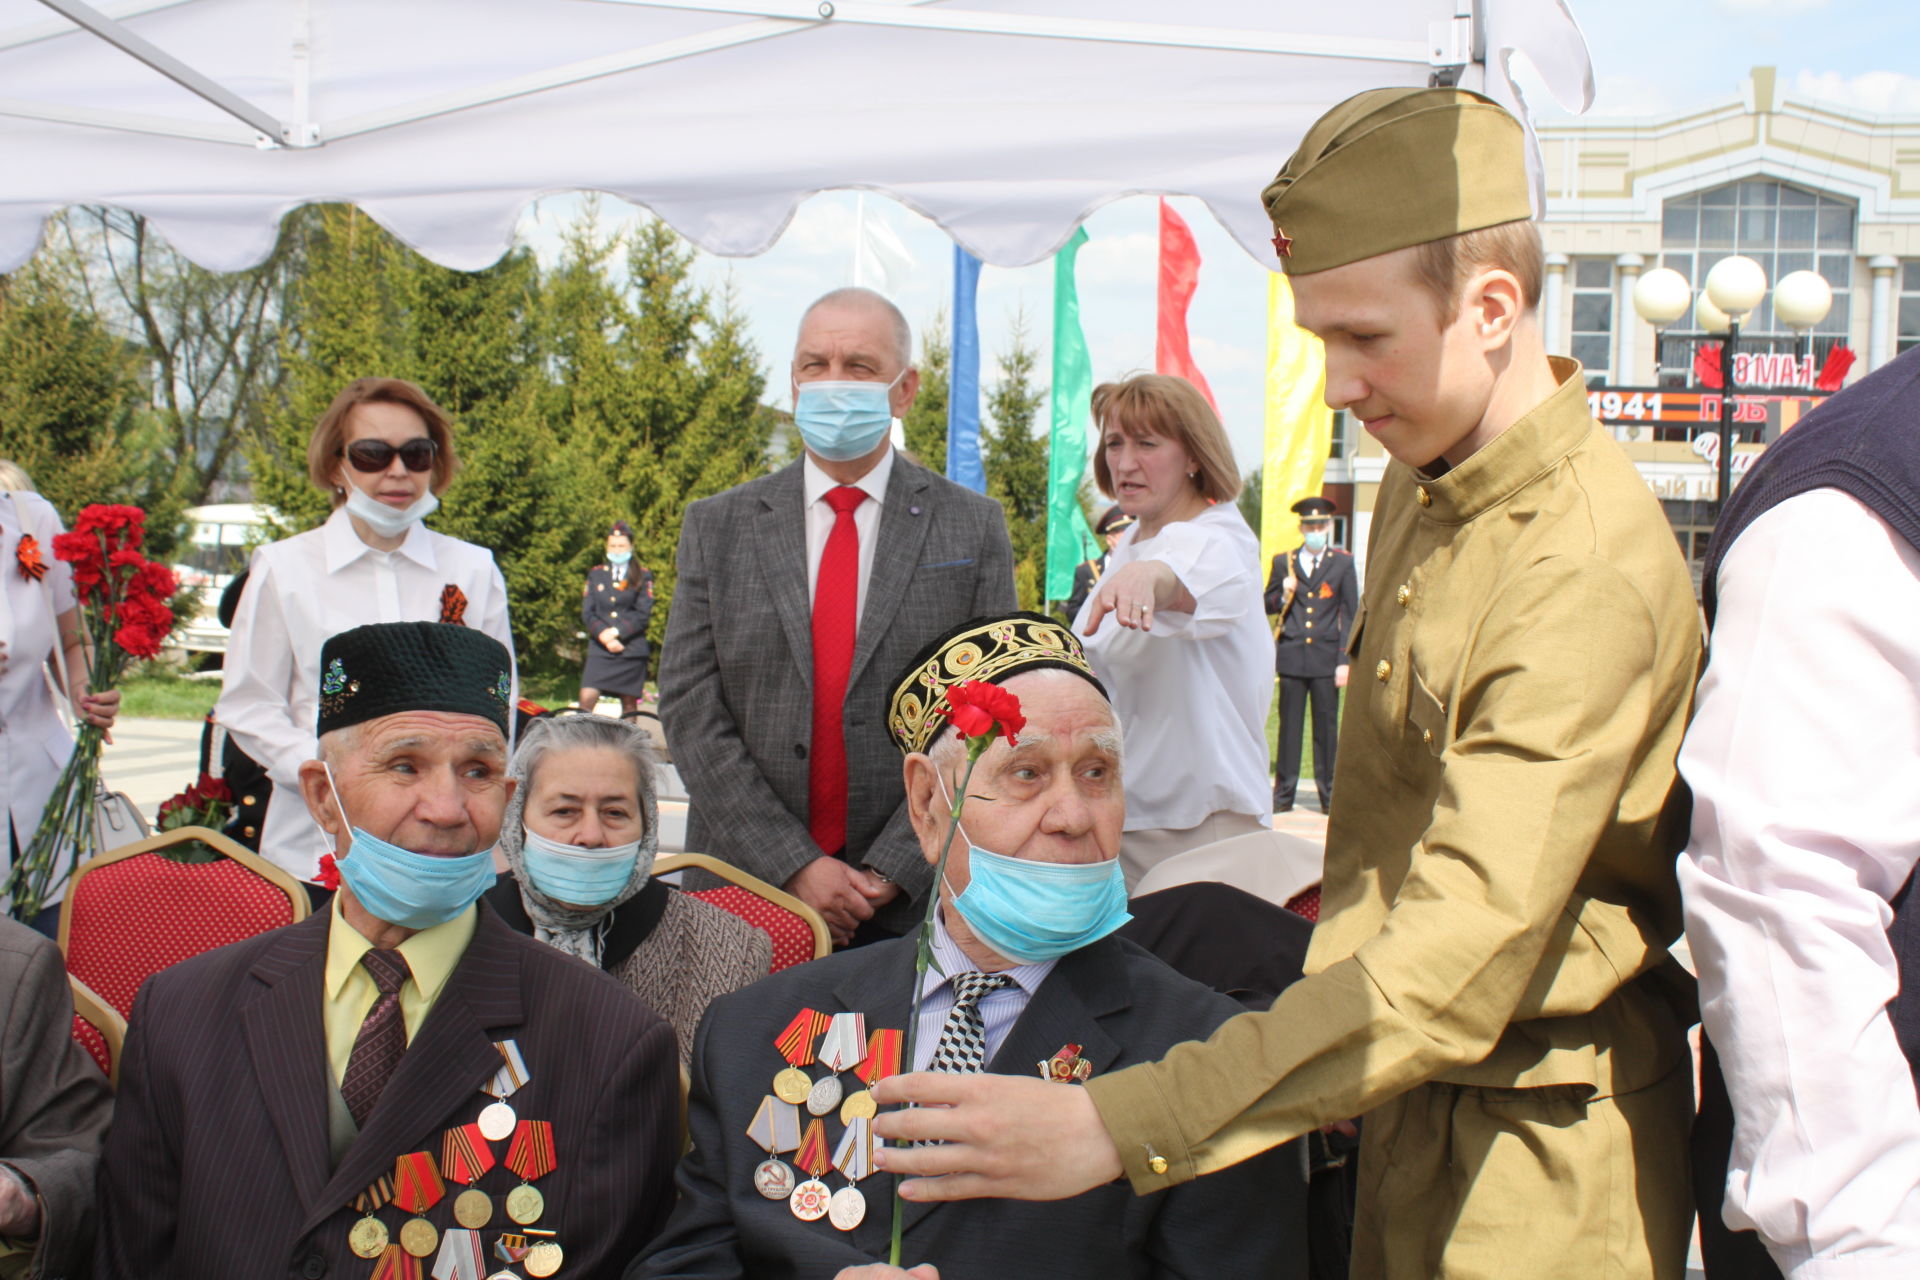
1660;179;1855;337
1328;410;1352;459
1900;261;1920;356
1570;258;1613;381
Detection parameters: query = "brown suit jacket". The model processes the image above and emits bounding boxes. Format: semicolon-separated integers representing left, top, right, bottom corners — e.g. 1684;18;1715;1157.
94;904;679;1280
0;916;112;1280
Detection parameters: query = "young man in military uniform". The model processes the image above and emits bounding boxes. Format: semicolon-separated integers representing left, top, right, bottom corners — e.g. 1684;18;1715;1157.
1265;496;1358;813
854;86;1703;1280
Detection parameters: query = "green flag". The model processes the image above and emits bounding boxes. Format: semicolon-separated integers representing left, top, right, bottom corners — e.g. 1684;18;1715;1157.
1046;227;1098;603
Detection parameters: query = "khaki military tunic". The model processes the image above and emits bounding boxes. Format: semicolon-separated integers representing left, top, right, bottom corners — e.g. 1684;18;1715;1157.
1086;360;1703;1275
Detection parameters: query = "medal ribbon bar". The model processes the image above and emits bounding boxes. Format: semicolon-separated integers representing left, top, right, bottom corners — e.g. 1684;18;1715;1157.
818;1012;868;1072
429;1227;485;1280
746;1095;804;1153
440;1123;496;1184
483;1039;530;1099
854;1028;903;1084
393;1151;447;1213
775;1008;831;1067
505;1119;557;1182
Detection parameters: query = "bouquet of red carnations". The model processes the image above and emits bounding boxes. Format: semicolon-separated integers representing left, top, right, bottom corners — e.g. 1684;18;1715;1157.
154;772;235;864
4;504;175;920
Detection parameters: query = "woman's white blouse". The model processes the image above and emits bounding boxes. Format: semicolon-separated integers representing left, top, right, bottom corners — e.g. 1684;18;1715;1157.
1077;502;1273;832
0;491;77;896
215;507;514;881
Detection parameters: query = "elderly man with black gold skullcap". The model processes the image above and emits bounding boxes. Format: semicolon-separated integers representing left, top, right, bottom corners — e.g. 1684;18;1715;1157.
853;89;1703;1280
97;622;680;1280
631;612;1303;1280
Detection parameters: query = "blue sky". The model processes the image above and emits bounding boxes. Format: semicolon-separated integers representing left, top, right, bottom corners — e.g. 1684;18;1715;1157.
518;0;1920;472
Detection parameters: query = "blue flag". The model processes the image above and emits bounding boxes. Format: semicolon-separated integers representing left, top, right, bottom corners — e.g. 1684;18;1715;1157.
946;245;985;493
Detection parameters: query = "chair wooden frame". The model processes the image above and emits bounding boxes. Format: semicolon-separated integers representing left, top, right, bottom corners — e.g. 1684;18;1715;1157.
67;973;126;1086
56;824;311;959
652;852;830;961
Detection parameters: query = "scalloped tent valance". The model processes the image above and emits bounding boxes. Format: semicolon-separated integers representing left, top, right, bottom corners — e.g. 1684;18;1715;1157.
0;0;1593;274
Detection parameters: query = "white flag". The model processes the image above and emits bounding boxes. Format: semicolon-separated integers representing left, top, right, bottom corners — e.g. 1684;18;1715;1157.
855;207;915;296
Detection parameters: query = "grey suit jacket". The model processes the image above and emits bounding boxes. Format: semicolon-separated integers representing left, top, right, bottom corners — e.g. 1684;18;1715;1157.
0;917;111;1280
630;933;1308;1280
94;905;680;1280
660;453;1015;922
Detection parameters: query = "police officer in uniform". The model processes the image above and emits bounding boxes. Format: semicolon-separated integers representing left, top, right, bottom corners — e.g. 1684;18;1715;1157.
580;520;656;716
1265;496;1357;813
1064;506;1135;624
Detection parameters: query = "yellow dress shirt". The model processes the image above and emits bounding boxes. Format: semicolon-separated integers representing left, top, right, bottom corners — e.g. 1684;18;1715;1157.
322;897;478;1087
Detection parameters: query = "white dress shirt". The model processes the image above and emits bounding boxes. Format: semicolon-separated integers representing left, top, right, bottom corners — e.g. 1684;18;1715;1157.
1679;488;1920;1279
1077;502;1273;832
911;904;1055;1072
0;492;75;898
215;507;515;881
802;447;893;620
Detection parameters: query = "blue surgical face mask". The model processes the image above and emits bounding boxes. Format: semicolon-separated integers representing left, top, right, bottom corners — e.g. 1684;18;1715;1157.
323;764;497;930
343;484;438;539
793;373;903;462
606;550;632;567
937;775;1131;964
1302;529;1329;553
521;824;644;908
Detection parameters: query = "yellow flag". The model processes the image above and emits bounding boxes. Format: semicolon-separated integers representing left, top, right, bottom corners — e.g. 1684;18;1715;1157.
1260;273;1333;571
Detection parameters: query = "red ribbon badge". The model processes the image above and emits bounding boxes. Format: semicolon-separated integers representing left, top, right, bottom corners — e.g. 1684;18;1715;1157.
370;1243;423;1280
795;1118;831;1178
353;1174;394;1214
505;1119;556;1183
439;583;468;626
15;534;46;583
775;1008;830;1067
392;1151;446;1213
440;1122;496;1186
854;1029;903;1085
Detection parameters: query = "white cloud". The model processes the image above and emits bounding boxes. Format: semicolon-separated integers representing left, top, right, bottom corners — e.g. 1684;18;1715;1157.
1583;73;1681;119
1791;69;1920;114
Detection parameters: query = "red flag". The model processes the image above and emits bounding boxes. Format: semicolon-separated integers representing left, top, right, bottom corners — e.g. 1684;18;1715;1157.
1693;344;1724;390
1815;344;1856;392
1155;199;1217;410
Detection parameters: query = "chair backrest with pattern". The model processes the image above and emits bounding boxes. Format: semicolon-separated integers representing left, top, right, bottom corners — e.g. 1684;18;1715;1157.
68;973;125;1085
59;826;309;1018
654;853;830;972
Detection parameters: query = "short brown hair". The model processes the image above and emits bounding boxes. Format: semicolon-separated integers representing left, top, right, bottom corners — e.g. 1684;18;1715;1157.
1409;219;1544;326
308;377;461;505
1090;374;1240;504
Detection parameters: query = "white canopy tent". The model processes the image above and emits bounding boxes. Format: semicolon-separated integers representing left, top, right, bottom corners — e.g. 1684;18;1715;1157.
0;0;1593;274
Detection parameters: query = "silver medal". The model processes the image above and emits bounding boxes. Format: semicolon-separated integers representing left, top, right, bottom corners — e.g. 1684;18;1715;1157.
828;1184;867;1231
753;1158;796;1200
477;1099;517;1142
805;1072;843;1117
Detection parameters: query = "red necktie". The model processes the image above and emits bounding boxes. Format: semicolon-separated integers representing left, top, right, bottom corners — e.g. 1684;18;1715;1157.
341;947;411;1127
810;486;867;854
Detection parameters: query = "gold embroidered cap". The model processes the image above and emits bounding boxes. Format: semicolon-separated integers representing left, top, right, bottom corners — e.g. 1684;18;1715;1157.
1260;86;1532;275
888;611;1104;756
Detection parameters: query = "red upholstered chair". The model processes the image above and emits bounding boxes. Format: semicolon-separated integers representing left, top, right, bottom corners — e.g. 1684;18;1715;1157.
653;853;831;972
58;825;309;1019
68;974;125;1085
1284;885;1321;922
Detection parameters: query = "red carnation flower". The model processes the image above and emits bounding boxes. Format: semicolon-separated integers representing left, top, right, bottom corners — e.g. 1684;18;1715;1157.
940;680;1025;747
315;853;341;891
199;775;232;804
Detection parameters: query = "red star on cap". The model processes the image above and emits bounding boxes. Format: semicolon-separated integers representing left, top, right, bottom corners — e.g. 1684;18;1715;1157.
1271;228;1293;259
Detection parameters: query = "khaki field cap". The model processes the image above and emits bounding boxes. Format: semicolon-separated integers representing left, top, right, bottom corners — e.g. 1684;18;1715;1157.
1260;86;1532;275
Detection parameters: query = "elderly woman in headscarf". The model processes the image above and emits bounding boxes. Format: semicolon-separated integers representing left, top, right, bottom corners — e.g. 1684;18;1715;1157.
485;713;771;1064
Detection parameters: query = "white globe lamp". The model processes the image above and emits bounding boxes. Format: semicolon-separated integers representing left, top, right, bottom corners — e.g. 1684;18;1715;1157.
1632;267;1693;327
1694;293;1732;335
1705;255;1768;319
1773;270;1834;331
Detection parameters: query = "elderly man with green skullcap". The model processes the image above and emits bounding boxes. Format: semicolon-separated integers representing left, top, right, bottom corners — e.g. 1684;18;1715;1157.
848;88;1702;1280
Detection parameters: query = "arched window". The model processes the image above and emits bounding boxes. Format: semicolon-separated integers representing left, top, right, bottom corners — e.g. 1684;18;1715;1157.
1660;179;1854;336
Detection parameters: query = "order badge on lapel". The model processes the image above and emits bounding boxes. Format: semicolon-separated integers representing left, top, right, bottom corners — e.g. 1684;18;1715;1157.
1038;1043;1093;1085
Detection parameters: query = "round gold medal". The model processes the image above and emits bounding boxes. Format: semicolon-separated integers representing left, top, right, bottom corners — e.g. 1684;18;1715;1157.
839;1089;877;1123
348;1216;388;1259
772;1067;813;1105
454;1187;493;1229
399;1217;438;1258
525;1240;564;1278
506;1183;545;1226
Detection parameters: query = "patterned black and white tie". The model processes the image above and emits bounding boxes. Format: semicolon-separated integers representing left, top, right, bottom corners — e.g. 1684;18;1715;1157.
927;971;1015;1074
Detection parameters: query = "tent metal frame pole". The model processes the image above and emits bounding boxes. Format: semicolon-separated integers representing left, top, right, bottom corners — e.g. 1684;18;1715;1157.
32;0;290;144
0;0;190;53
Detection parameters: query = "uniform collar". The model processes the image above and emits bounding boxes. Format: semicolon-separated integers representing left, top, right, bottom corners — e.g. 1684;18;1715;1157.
322;504;439;573
323;891;477;1004
1412;357;1593;526
802;446;894;510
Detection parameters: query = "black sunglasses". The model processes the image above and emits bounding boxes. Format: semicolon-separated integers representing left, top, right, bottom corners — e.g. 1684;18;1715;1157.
343;438;437;474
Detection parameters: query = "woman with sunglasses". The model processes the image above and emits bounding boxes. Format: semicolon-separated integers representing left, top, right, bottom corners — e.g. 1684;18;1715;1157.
215;377;516;899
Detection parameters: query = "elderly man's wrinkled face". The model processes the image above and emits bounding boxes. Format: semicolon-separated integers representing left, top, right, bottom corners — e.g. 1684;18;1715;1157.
318;711;512;857
905;669;1123;900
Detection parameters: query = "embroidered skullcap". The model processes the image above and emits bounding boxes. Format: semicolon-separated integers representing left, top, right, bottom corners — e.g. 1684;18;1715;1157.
317;621;512;738
888;611;1105;756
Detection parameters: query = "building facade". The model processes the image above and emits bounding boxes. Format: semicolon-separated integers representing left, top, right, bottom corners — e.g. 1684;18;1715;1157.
1325;67;1920;587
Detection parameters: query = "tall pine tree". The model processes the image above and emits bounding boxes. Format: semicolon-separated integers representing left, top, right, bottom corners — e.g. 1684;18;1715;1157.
901;309;949;475
981;315;1051;610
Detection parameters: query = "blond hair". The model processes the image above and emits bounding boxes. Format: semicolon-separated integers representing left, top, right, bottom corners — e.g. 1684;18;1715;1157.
1090;374;1240;503
1409;219;1545;326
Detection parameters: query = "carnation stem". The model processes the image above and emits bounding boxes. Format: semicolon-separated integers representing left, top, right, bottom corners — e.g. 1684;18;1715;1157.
888;731;992;1268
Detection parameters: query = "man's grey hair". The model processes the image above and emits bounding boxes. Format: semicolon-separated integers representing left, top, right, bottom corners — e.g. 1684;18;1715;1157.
799;287;914;370
318;722;364;767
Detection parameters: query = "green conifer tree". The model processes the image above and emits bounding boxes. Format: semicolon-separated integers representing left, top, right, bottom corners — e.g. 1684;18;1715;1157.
981;315;1051;610
901;310;949;475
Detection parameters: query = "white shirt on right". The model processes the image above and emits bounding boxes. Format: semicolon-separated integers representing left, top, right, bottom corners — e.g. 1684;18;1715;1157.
1679;487;1920;1279
1077;502;1272;832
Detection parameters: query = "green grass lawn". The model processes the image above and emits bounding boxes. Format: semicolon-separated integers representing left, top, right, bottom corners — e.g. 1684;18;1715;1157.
119;667;220;720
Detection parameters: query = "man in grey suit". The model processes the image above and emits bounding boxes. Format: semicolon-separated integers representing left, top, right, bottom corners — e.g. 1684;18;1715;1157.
633;614;1305;1280
0;914;112;1279
661;288;1016;946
